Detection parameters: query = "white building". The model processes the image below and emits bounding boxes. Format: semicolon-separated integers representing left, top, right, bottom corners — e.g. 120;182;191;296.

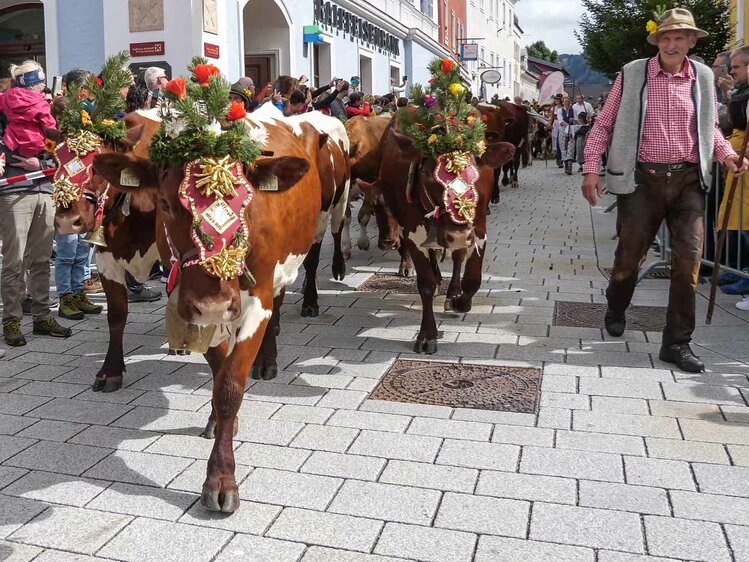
0;0;458;96
464;0;521;101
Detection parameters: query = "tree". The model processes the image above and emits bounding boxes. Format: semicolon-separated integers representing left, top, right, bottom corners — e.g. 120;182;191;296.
527;41;561;64
577;0;731;78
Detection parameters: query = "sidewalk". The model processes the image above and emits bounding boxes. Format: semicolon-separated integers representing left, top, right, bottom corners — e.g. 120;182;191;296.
0;162;748;562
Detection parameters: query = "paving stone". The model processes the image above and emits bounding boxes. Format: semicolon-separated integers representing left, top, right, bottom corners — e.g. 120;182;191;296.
530;503;644;553
68;425;160;451
600;366;673;382
14;419;87;442
379;460;477;493
233;442;311;471
476;470;576;504
3;471;108;508
725;524;749;562
0;494;48;538
407;417;492;441
166;460;252;495
348;430;442;462
580;378;662;399
692;463;749;497
132;390;210;411
644;515;730;561
290;424;359;453
521;446;623;482
315;389;368;409
234;418;305;446
17;548;110;561
474;535;595;562
240;467;341;510
597;553;681;562
0;435;37;463
449;408;535;425
8;506;131;554
374;522;476;562
179;498;279;534
361;399;453;419
12;381;88;399
82;450;192;488
536;407;571;429
268;507;383;552
436;438;519;471
579;480;670;515
729;444;749;466
680;419;749;445
5;441;111;476
492;424;554;446
649;400;722;419
98;517;232;562
0;541;42;562
327;409;411;433
301;547;409;562
541;391;590;410
26;398;132;425
86;482;196;521
661;381;745;405
111;406;210;434
556;429;646;455
143;433;216;460
0;394;51;416
671;490;749;525
574;410;680;438
272;404;334;424
328;480;440;525
646;437;729;464
591;396;650;415
434;491;528;536
214;534;306;561
301;451;385;481
624;456;695;490
0;466;27;490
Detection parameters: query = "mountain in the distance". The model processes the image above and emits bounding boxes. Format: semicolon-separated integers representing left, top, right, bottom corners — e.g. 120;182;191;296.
559;54;610;86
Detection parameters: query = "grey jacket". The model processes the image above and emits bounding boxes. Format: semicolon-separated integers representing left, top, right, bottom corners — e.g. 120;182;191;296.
606;58;716;194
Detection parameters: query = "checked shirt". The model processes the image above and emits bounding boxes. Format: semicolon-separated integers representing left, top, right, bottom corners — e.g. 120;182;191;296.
583;57;735;175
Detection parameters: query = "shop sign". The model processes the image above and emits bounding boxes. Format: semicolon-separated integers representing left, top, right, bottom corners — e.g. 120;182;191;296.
460;43;478;61
313;0;400;56
204;42;220;59
303;25;324;44
480;69;501;84
130;41;165;57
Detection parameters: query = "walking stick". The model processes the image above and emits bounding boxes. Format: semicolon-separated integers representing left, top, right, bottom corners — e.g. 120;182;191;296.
706;133;749;324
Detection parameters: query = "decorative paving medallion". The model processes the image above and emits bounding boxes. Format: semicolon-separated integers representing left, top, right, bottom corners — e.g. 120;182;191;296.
553;301;667;332
604;267;670;280
370;359;541;413
357;273;450;294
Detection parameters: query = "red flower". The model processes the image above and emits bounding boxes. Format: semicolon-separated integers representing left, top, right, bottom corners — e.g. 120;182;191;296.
165;77;187;101
95;76;103;87
226;101;247;121
481;114;489;122
192;64;221;87
441;58;455;74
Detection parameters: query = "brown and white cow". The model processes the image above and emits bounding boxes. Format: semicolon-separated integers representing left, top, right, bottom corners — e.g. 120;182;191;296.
359;113;514;353
94;119;323;513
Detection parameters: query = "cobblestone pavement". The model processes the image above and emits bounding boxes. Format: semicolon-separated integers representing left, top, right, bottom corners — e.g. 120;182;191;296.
1;163;749;562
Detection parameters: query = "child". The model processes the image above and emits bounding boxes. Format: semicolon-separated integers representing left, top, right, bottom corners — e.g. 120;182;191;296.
575;112;592;173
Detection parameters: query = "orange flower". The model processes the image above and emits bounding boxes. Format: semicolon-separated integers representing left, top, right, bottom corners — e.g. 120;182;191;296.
192;64;221;87
466;115;475;125
44;138;57;153
165;77;187;101
441;58;455;74
226;101;247;121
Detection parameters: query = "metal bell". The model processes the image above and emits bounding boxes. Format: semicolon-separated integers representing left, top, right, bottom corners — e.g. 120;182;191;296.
82;225;107;247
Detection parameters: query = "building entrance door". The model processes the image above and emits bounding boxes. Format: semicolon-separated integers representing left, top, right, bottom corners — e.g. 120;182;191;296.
245;55;273;90
0;3;45;78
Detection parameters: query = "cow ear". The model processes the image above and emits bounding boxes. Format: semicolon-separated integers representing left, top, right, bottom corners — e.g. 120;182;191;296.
118;122;146;152
93;153;160;192
390;130;420;160
247;156;310;193
479;141;515;169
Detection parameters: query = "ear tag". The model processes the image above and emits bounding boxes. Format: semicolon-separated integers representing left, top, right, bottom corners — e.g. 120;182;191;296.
122;193;132;217
120;168;140;187
257;176;279;192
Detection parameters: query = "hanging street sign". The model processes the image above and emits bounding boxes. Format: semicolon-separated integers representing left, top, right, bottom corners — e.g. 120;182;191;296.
480;69;502;84
460;43;479;61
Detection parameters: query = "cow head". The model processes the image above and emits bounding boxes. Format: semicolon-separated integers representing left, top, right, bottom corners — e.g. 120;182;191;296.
93;152;309;326
356;179;401;251
50;116;151;235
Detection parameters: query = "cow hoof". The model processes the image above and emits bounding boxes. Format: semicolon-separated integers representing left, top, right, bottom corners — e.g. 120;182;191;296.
450;294;473;314
501;177;510;186
491;195;500;204
486;207;491;215
273;324;281;337
201;417;239;439
332;262;346;281
512;182;519;189
444;298;453;312
251;365;278;381
300;304;319;317
357;239;370;251
168;349;191;356
397;265;413;277
92;375;123;393
413;338;438;354
201;481;240;513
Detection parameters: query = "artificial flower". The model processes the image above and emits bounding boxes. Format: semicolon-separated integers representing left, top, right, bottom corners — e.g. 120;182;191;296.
646;19;658;34
165;77;187;101
481;114;489;122
427;134;438;145
80;110;92;126
441;58;455;74
206;120;223;136
423;94;437;108
226;101;247;121
476;140;486;158
244;88;254;98
448;83;466;98
193;64;221;87
95;76;104;87
165;117;186;139
100;119;115;126
466;115;475;125
248;126;269;148
43;138;57;153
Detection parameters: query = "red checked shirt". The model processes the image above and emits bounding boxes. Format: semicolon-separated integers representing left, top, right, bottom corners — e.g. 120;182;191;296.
583;57;736;174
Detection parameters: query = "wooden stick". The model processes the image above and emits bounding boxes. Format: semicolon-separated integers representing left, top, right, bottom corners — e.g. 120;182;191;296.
706;133;749;324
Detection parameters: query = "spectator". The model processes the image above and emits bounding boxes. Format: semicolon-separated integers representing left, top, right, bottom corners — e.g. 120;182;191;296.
345;92;371;117
329;80;349;121
390;77;407;96
230;77;257;112
557;96;576;174
575;112;591;172
0;60;71;346
144;66;168;108
572;94;594;119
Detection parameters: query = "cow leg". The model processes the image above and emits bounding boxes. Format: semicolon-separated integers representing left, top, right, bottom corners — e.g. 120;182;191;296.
501;165;510;187
301;242;322;317
202;299;271;513
331;224;346;281
341;206;352;261
201;341;238;439
410;246;438;354
93;276;128;393
449;237;487;313
250;289;284;381
397;239;414;277
430;250;443;296
356;198;371;251
444;249;465;312
512;154;520;189
491;170;500;205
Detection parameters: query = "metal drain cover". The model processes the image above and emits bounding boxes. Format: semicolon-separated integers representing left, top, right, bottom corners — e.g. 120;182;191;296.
554;301;667;332
370;359;540;413
604;267;670;280
357;273;450;294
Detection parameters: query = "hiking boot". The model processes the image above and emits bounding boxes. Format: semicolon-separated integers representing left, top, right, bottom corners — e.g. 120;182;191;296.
58;294;84;320
33;315;72;338
3;319;26;347
128;285;162;303
83;276;103;293
73;292;103;314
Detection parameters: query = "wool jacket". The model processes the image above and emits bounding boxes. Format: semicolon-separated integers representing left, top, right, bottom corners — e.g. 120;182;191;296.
606;58;716;194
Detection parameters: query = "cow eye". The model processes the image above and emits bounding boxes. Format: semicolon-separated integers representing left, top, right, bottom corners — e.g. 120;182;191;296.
159;198;170;212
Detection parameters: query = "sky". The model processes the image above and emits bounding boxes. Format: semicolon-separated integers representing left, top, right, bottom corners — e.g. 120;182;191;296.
515;0;586;55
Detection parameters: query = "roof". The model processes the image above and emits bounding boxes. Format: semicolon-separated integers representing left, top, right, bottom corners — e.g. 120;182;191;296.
526;55;569;77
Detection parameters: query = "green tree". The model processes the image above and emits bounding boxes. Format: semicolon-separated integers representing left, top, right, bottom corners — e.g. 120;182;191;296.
577;0;731;78
526;41;561;64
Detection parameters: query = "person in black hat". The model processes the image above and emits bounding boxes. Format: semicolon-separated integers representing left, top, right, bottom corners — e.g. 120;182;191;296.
230;77;257;112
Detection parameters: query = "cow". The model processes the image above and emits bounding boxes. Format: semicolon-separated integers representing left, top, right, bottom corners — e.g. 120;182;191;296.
493;100;528;199
50;110;164;392
358;113;514;353
93;118;324;513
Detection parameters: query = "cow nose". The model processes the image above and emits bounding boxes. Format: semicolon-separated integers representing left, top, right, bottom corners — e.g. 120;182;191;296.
191;299;239;324
55;215;85;235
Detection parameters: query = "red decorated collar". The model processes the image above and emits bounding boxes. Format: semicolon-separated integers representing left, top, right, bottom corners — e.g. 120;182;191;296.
433;152;479;225
52;131;102;207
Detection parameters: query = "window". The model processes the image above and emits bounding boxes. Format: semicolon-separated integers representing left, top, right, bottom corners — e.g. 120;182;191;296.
450;12;455;51
421;0;433;18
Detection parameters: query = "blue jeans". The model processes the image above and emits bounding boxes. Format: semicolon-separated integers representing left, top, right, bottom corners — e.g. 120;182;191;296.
84;246;95;280
54;233;88;296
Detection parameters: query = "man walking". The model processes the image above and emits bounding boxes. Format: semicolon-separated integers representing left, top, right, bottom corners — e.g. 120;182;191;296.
582;8;747;373
572;94;594;119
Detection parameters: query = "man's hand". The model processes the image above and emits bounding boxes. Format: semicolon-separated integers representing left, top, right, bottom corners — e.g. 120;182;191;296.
725;154;749;175
581;173;603;206
11;155;40;172
717;75;734;97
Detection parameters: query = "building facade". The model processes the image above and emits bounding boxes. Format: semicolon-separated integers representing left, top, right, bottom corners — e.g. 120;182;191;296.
437;0;465;59
729;0;747;47
0;0;462;96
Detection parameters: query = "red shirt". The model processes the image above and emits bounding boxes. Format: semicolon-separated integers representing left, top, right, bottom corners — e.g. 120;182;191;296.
583;57;735;174
346;102;371;117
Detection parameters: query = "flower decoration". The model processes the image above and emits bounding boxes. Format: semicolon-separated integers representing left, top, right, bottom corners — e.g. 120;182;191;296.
80;110;92;126
165;77;187;101
226;101;247;121
466;115;475;125
448;83;466;98
95;76;104;87
646;19;658;34
423;94;437;108
244;88;254;98
43;138;57;153
192;63;221;87
194;156;240;198
427;134;438;145
441;58;455;74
